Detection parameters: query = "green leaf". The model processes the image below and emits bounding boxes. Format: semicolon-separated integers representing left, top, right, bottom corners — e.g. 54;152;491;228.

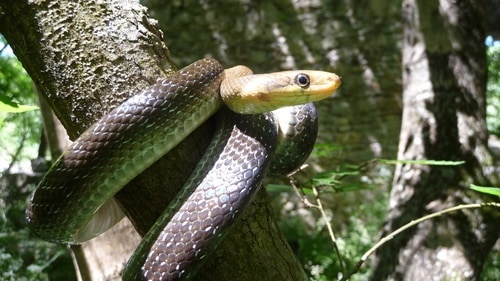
470;184;500;197
0;96;38;112
336;182;375;192
312;171;342;186
266;184;292;193
266;184;314;195
378;159;465;166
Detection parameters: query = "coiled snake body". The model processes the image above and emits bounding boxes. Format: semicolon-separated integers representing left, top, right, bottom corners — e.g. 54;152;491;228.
27;58;341;280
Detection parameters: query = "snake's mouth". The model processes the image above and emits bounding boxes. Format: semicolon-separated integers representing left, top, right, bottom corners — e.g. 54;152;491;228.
308;72;342;98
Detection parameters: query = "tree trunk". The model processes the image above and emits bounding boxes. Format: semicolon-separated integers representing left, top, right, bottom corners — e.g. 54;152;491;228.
370;1;499;280
0;1;304;280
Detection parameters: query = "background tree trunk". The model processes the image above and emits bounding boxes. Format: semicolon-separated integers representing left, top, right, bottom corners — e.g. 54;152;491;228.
370;1;499;280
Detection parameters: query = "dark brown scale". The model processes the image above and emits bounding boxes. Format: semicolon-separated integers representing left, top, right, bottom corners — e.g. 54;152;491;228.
123;110;279;280
27;58;225;243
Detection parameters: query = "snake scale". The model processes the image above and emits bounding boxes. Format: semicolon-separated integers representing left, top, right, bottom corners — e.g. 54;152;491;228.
26;58;341;280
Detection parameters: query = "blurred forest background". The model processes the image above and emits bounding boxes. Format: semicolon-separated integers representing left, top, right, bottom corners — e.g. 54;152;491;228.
1;0;499;280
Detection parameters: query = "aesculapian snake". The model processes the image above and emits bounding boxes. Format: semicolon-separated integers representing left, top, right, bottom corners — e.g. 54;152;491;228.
27;58;341;280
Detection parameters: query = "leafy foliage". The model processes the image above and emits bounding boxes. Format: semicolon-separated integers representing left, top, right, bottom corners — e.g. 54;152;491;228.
0;176;75;281
482;250;500;281
0;36;76;280
273;142;499;280
378;159;465;166
270;143;390;281
0;35;42;170
470;184;500;197
0;95;38;112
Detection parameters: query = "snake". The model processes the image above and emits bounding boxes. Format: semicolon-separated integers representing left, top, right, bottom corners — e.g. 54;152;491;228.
26;58;341;280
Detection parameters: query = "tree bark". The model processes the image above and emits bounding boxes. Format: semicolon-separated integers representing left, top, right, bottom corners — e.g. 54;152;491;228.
0;1;305;280
370;1;499;280
0;1;166;279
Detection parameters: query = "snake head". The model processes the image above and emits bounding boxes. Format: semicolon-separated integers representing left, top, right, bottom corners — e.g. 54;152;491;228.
220;70;341;114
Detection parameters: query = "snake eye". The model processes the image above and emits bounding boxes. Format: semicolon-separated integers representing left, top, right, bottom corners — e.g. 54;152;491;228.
295;73;310;88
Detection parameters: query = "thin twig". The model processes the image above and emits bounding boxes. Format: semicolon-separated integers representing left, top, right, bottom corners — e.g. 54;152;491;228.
311;183;345;274
287;165;346;275
288;164;317;207
4;128;28;174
